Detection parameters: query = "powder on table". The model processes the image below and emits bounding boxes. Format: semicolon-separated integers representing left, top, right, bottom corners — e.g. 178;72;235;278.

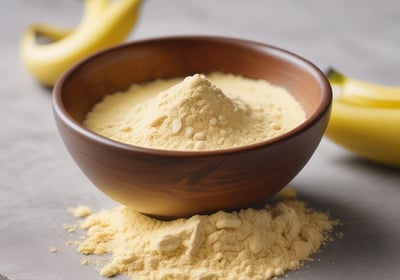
68;205;92;218
68;193;339;280
84;73;306;151
62;223;77;233
49;246;58;253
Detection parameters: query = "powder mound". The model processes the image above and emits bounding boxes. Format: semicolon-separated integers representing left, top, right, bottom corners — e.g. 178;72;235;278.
73;199;339;280
127;74;256;150
84;73;306;151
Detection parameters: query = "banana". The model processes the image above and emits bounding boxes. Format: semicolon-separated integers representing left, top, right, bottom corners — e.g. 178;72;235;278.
20;0;142;87
327;68;400;108
24;24;73;42
325;69;400;167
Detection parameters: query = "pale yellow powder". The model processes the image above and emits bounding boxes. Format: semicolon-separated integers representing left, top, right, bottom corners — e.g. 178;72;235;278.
62;223;77;233
84;73;306;151
65;240;81;246
69;192;338;280
49;246;58;253
276;186;298;200
68;205;92;218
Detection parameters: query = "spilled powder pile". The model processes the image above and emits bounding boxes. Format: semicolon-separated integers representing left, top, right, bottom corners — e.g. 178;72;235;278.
68;192;338;280
84;73;306;150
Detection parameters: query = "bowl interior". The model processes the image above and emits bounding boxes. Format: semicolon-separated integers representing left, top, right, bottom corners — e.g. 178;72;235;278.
60;36;328;127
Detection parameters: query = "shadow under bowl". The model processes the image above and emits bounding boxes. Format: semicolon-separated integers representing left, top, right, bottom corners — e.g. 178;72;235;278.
53;36;332;219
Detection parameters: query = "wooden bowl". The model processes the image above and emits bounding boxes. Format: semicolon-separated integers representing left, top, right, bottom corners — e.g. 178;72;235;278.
53;36;332;219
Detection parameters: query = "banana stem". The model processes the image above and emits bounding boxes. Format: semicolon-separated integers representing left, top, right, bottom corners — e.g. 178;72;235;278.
28;24;73;44
325;68;345;86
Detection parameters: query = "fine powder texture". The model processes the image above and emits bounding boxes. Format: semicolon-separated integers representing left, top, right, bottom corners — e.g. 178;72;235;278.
84;73;306;150
70;196;338;280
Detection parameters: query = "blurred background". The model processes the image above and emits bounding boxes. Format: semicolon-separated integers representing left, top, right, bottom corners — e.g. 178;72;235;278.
3;0;400;83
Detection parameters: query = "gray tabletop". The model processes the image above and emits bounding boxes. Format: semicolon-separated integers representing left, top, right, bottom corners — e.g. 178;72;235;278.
1;0;400;279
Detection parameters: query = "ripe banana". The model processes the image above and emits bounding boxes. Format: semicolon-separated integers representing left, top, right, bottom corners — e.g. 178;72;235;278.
327;68;400;108
20;0;142;87
325;68;400;167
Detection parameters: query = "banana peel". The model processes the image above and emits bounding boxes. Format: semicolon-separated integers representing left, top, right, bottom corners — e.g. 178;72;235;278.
327;68;400;108
20;0;142;87
325;68;400;167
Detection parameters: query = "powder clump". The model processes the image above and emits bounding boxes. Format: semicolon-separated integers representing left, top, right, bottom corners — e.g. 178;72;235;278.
49;246;58;253
70;194;338;280
68;205;92;218
84;73;306;150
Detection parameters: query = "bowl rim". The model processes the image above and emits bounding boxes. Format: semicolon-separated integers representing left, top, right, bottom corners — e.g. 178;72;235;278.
53;35;332;158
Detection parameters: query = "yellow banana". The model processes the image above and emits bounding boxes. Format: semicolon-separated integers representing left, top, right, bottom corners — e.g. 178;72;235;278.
24;24;73;42
325;69;400;167
327;68;400;108
20;0;142;87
